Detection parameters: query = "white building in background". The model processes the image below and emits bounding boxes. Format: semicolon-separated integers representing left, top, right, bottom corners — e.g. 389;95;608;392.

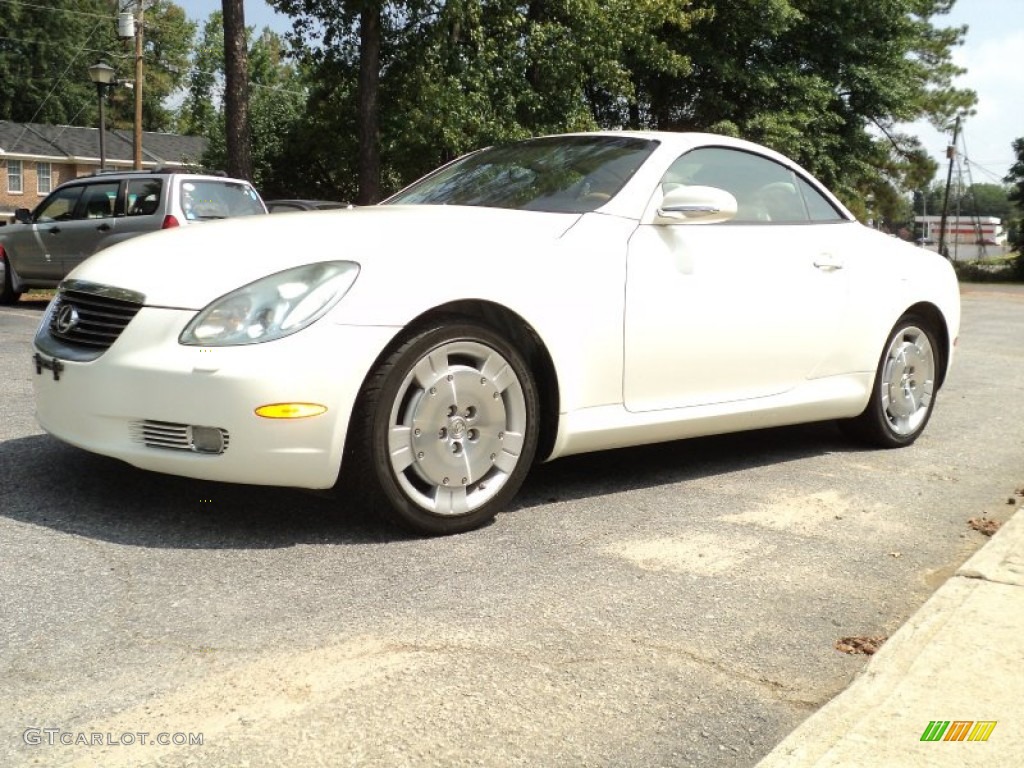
915;215;1007;246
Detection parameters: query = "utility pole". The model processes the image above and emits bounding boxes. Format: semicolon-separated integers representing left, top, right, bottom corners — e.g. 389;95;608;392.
116;3;143;169
133;1;144;169
938;115;961;260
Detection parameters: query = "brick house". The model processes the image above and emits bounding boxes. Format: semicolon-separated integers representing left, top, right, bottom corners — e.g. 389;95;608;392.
0;121;207;223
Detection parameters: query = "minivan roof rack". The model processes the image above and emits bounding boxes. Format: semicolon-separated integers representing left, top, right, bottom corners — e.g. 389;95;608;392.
80;166;231;178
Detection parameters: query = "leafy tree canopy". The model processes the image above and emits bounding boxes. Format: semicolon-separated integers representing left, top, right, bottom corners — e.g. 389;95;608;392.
1006;138;1024;275
0;0;118;125
0;0;193;132
917;180;1013;221
1007;139;1024;214
179;14;308;196
269;0;976;204
627;0;976;207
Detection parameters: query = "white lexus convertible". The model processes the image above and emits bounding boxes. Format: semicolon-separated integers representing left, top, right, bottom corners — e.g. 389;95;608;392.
32;132;961;534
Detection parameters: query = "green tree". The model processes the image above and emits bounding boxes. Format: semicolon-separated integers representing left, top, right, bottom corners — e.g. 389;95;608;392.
0;0;193;132
244;30;308;195
269;0;393;202
183;18;308;195
177;12;224;136
1005;138;1024;278
267;0;974;206
104;1;196;132
961;183;1013;220
919;181;1012;222
136;1;196;131
270;0;706;200
622;0;975;209
0;0;111;125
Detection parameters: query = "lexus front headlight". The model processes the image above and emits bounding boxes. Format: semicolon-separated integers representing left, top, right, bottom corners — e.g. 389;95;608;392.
179;261;359;346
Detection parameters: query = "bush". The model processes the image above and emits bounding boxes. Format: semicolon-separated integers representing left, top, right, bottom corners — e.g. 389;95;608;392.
953;255;1022;283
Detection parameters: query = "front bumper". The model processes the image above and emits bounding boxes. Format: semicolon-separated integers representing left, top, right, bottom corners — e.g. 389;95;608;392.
32;305;399;488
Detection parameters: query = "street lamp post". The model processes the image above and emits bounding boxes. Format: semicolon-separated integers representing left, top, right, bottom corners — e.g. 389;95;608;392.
88;61;116;170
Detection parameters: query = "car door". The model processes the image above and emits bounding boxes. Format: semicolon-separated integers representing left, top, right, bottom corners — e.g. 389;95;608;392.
57;180;122;273
624;146;851;412
114;177;165;238
5;185;87;280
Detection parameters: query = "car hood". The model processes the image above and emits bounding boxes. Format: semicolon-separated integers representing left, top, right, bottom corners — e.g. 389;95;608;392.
67;206;581;309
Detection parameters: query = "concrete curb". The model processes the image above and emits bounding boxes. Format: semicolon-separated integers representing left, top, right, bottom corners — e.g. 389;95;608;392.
757;509;1023;767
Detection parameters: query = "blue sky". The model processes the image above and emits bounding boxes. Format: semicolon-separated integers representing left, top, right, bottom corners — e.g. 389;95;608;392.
910;0;1024;185
175;0;287;36
175;0;1023;183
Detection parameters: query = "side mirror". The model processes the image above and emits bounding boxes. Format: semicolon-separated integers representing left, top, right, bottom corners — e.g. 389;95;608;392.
14;208;32;224
655;185;737;225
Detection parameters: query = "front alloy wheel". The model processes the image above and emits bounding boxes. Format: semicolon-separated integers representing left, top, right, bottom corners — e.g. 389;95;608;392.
364;321;539;535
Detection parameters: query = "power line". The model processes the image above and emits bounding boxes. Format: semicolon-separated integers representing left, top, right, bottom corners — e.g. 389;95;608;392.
0;34;116;60
0;0;115;21
0;32;307;99
960;160;1011;185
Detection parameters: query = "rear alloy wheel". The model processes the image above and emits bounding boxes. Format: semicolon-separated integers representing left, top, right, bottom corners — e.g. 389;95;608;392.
843;314;939;447
365;322;539;535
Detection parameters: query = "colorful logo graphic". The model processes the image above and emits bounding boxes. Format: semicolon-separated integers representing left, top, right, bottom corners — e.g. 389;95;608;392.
920;721;997;742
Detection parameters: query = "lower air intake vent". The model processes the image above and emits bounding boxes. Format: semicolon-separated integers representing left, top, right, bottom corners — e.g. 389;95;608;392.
133;420;230;455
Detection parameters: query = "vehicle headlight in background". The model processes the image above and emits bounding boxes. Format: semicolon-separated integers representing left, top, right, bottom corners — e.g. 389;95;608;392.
179;261;359;346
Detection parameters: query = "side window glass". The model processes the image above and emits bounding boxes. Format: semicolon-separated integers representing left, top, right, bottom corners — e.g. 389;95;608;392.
659;147;810;224
80;182;119;220
795;176;845;222
127;178;163;216
35;186;83;223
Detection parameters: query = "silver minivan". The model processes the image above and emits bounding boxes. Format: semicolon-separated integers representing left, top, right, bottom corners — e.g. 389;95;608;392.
1;170;266;303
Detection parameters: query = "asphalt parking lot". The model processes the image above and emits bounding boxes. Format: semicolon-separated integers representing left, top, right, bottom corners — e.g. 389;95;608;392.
1;285;1022;767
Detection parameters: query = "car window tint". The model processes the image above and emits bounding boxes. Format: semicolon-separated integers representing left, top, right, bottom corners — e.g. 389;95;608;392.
181;180;264;220
795;176;845;221
127;178;163;216
80;182;119;219
34;185;83;222
661;147;811;224
388;135;659;213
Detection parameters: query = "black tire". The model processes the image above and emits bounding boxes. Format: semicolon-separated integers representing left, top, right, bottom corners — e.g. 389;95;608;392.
841;313;941;448
0;255;23;305
346;320;540;535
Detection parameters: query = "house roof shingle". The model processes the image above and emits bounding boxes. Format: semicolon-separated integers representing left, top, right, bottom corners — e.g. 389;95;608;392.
0;120;207;167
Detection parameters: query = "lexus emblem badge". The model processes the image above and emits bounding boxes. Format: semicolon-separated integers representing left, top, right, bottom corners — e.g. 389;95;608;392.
55;304;80;335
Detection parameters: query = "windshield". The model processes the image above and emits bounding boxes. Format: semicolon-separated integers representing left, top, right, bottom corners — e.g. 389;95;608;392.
387;135;658;213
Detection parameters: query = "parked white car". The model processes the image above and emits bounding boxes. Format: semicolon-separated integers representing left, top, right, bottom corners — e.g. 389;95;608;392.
31;132;961;535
